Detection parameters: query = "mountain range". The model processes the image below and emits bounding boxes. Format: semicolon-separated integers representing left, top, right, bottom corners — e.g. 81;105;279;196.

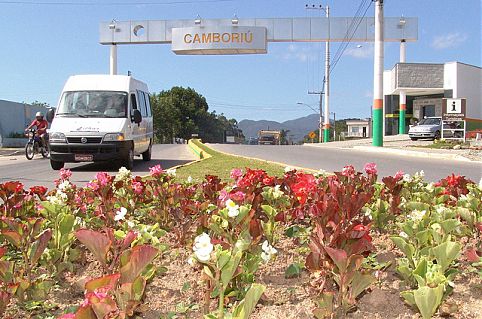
238;113;322;142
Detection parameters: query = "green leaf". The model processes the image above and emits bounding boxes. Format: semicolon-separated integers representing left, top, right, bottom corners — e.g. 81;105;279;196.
413;285;444;319
390;237;415;260
439;219;460;235
400;290;416;307
415;230;430;247
285;263;303;279
2;231;22;248
59;214;75;235
431;241;461;272
221;251;242;289
232;283;266;319
285;226;300;238
350;272;376;299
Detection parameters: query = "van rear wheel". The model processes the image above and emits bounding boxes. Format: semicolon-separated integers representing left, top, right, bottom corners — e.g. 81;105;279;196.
142;141;152;161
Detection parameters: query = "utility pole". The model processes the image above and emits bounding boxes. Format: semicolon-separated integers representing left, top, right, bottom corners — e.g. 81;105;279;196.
331;111;336;141
307;89;323;143
306;4;330;143
372;0;384;146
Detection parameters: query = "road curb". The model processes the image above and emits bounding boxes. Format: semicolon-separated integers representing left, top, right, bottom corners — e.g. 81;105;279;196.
352;146;474;162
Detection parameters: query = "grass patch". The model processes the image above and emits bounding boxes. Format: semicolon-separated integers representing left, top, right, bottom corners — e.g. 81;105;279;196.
412;140;469;149
175;140;286;182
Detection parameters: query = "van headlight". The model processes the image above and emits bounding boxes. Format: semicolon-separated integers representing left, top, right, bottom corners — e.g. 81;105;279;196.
50;132;66;143
103;133;125;142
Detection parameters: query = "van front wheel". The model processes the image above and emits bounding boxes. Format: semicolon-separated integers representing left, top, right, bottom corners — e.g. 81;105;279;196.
142;142;152;161
123;145;134;170
50;159;64;170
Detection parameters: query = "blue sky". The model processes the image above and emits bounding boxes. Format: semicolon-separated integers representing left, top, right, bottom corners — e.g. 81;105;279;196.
0;0;480;122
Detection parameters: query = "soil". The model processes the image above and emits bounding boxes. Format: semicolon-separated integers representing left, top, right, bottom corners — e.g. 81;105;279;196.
5;232;482;319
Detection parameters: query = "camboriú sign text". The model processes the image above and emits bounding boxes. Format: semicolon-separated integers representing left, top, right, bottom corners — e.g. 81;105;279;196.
171;26;267;55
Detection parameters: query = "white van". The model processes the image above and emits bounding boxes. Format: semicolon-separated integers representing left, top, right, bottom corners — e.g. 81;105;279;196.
48;75;153;170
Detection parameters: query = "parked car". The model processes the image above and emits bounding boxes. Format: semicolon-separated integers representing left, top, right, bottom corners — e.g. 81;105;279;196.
408;117;442;141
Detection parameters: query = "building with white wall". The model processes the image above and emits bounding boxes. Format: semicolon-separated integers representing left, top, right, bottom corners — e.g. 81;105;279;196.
383;62;482;135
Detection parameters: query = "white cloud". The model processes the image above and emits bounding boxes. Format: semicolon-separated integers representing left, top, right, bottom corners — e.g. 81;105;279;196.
343;44;374;59
431;32;468;50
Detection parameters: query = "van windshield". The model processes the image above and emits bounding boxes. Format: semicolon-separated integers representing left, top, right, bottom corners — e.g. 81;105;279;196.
57;91;128;118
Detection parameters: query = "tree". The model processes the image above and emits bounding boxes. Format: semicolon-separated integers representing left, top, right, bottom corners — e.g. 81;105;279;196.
150;86;241;144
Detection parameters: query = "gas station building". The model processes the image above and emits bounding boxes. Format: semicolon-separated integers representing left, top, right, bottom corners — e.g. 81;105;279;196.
383;61;482;135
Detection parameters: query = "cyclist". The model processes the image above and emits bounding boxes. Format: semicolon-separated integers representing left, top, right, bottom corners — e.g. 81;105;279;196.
25;111;49;147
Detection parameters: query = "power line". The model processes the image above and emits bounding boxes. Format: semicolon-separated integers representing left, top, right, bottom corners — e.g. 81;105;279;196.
0;0;232;5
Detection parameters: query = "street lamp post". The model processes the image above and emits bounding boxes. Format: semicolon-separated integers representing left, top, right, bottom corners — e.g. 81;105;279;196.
297;102;322;142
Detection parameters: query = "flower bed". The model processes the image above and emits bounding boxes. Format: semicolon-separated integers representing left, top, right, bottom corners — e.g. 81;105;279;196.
0;164;480;319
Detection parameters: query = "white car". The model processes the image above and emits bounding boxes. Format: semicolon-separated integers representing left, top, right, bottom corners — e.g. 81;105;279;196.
48;75;153;170
408;117;441;141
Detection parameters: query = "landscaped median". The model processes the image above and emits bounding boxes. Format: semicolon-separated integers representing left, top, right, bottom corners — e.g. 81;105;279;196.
178;139;288;181
0;153;481;318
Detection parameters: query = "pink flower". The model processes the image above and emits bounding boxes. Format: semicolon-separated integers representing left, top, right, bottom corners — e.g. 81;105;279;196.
149;164;163;177
132;181;143;194
230;191;245;202
95;172;111;186
218;189;229;202
59;168;72;180
230;168;243;181
341;165;355;177
364;162;377;175
86;181;100;191
394;170;404;180
58;314;75;319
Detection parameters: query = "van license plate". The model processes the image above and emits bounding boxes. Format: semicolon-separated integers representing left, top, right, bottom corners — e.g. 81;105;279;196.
75;154;93;162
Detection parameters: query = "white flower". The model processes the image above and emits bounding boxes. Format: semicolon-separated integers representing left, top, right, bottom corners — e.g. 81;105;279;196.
225;199;240;218
57;180;71;191
127;220;135;228
114;207;127;221
403;174;412;182
261;240;277;262
193;233;213;262
166;168;177;177
114;166;131;182
409;209;426;221
47;189;68;205
284;166;295;173
478;177;482;190
273;185;284;199
187;176;193;183
425;183;434;192
399;231;409;239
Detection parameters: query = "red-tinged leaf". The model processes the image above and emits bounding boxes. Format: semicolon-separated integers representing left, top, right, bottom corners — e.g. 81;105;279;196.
324;246;348;272
90;294;118;318
1;231;22;248
249;219;263;241
0;247;7;258
121;231;138;250
29;229;52;265
476;222;482;232
85;273;120;292
466;248;481;263
0;290;10;316
306;252;321;271
119;245;158;284
75;304;98;319
75;229;112;265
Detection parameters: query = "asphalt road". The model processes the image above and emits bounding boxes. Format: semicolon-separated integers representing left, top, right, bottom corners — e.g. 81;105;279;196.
0;144;195;189
208;144;482;183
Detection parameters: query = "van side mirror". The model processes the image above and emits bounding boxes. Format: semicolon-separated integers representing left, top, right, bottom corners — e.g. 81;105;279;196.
46;108;56;123
132;109;142;124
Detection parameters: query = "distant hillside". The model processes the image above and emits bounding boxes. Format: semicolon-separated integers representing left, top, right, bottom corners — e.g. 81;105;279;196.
238;114;321;142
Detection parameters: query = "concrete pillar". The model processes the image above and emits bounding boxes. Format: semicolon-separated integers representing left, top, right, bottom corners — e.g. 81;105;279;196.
399;40;406;134
110;44;117;75
372;0;384;147
323;5;331;143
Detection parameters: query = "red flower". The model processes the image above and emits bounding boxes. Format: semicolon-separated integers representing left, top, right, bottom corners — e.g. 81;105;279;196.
341;165;355;177
262;176;275;186
29;185;48;196
290;173;317;204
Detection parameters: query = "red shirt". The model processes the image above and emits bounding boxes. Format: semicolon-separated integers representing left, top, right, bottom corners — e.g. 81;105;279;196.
29;119;48;135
